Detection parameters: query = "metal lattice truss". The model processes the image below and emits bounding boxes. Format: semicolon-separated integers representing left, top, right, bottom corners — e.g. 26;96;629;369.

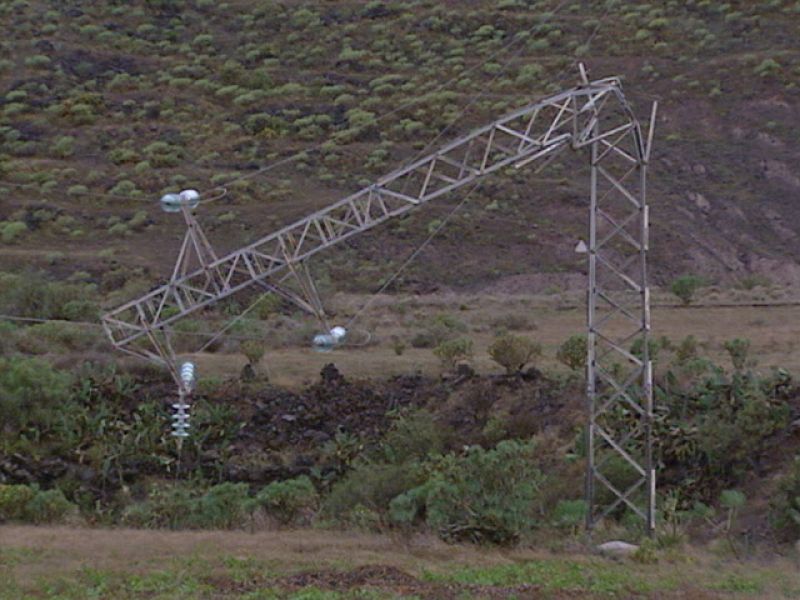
102;71;656;529
582;76;656;533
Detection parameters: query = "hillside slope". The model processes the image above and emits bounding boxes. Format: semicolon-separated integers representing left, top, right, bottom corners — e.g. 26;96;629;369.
1;0;800;297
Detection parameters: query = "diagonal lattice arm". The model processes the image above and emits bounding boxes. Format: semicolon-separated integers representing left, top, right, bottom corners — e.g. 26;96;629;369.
102;79;629;353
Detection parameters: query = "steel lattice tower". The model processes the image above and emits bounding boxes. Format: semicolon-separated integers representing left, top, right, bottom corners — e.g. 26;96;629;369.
102;68;657;531
583;80;656;533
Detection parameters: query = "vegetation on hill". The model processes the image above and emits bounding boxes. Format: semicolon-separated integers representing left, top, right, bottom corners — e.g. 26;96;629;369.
1;0;799;291
1;332;799;555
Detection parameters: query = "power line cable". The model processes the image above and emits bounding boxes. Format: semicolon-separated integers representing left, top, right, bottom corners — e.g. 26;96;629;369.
344;181;484;331
341;6;612;329
0;313;275;343
199;0;576;201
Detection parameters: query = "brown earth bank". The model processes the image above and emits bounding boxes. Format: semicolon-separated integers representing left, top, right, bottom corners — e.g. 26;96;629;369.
0;364;577;493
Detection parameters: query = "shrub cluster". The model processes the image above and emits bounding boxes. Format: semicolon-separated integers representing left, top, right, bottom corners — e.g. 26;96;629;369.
0;484;76;524
0;272;98;321
121;477;320;529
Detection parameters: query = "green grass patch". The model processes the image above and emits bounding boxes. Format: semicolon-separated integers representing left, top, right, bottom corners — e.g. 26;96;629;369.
423;558;670;595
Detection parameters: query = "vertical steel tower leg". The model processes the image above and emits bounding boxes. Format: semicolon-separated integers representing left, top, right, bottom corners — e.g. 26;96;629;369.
585;97;656;535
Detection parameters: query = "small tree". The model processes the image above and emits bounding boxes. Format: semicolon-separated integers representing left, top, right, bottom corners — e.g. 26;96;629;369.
770;456;800;541
488;334;541;375
551;499;588;536
720;489;746;558
671;274;704;305
240;340;265;371
556;334;586;372
252;476;319;525
433;337;473;369
674;335;698;365
724;338;750;372
422;440;545;544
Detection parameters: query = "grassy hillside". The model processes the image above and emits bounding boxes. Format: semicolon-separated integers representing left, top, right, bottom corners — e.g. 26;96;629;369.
1;0;800;297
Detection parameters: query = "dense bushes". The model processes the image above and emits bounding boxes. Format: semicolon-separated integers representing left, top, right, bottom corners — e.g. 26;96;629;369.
771;456;800;541
122;482;251;529
0;356;73;431
394;440;546;544
656;343;793;501
0;484;76;524
0;335;798;548
0;272;98;321
121;478;320;529
252;476;319;525
322;408;548;544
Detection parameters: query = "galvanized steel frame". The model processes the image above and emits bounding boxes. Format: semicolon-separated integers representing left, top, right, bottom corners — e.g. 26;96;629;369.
102;73;657;530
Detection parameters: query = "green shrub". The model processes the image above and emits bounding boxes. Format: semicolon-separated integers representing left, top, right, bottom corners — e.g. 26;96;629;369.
516;63;544;86
670;274;704;305
121;484;196;529
122;483;250;530
24;488;74;524
770;456;800;541
416;313;467;347
24;55;51;68
0;272;97;320
631;337;661;363
0;484;36;521
253;476;319;524
0;485;75;524
0;356;72;431
433;337;473;369
724;338;750;371
379;410;448;464
108;147;139;165
551;499;587;533
324;462;425;522
240;339;265;367
345;108;377;132
657;363;791;501
52;136;75;158
488;335;541;374
67;185;88;197
0;221;27;243
410;331;436;348
674;335;698;364
754;58;781;78
556;334;586;371
143;141;182;168
23;321;98;352
193;483;250;529
412;440;545;544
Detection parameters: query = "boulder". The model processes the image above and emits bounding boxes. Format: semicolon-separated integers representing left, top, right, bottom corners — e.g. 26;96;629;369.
597;540;639;557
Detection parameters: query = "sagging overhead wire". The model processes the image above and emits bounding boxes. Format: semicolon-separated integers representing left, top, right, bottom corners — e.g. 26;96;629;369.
342;5;612;330
199;0;577;200
0;313;274;343
344;181;484;332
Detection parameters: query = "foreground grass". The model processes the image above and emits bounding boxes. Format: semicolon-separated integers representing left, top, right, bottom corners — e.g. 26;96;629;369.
1;526;799;599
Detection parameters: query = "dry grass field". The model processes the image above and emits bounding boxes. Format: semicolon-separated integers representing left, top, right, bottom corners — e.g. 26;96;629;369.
2;525;800;599
183;287;800;388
